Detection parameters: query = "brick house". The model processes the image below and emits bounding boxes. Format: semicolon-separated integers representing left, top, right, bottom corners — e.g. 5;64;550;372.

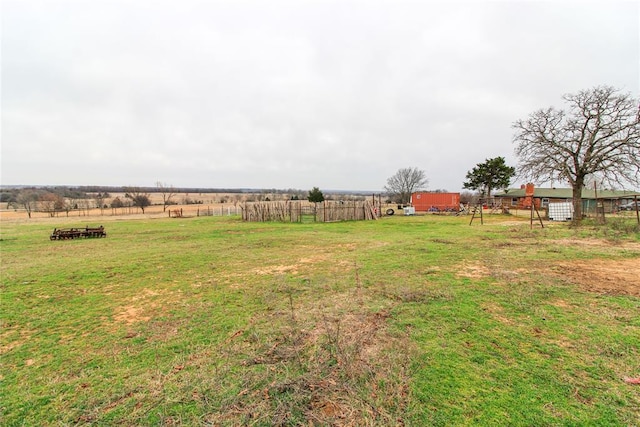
493;187;640;214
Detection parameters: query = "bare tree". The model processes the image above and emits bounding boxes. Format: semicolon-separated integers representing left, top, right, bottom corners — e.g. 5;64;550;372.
459;190;477;206
124;187;152;214
62;198;74;217
15;189;41;218
78;198;93;216
384;167;429;205
156;181;176;212
94;192;108;215
513;86;640;222
39;192;65;217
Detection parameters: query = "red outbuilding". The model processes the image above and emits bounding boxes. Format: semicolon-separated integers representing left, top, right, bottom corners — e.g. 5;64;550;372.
411;192;460;212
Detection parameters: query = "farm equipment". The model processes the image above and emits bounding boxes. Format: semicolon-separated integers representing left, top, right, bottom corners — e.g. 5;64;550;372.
50;226;106;240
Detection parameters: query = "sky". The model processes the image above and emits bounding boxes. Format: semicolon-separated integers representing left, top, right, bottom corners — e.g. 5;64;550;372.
1;0;638;192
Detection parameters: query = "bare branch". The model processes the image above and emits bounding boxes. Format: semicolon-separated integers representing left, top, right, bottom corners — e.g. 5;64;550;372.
384;167;429;204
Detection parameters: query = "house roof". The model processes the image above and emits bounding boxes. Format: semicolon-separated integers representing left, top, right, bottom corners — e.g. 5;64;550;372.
494;188;640;200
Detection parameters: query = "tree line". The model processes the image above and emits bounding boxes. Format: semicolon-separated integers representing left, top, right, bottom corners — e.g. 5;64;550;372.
1;185;369;218
0;187;149;218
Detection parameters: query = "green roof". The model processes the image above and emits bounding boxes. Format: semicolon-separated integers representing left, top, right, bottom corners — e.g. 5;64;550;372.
494;188;640;200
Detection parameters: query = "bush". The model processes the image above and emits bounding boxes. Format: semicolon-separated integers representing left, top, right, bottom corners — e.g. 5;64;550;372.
0;192;16;203
606;218;640;234
581;217;640;239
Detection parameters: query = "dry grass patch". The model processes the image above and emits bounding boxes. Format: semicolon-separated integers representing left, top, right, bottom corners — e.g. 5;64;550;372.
555;237;640;250
0;328;33;355
481;302;515;326
206;286;414;426
112;288;177;325
456;261;491;279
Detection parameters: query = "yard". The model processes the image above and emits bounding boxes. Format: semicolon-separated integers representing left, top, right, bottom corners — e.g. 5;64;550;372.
1;214;639;425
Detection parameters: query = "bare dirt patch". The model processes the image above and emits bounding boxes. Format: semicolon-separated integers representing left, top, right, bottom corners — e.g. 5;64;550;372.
482;302;515;325
456;261;491;279
254;255;333;276
551;258;640;297
0;329;33;356
254;264;299;275
112;288;169;325
550;299;571;308
555;238;640;251
455;256;639;298
114;305;152;324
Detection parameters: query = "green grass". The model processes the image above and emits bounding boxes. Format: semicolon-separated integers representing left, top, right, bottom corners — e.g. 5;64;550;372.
1;215;639;425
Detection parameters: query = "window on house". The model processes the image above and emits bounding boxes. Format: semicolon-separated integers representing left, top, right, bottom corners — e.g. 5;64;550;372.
542;198;549;208
511;198;518;206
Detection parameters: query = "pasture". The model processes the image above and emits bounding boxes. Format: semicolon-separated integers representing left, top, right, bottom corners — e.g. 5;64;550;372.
1;214;639;426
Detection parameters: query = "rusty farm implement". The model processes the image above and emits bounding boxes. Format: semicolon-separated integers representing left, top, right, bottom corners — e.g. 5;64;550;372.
50;226;107;240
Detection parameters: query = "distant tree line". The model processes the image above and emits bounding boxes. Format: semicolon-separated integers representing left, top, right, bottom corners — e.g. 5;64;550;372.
0;185;314;195
0;185;372;218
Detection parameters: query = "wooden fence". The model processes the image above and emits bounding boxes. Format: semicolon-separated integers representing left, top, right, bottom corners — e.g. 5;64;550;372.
241;200;379;223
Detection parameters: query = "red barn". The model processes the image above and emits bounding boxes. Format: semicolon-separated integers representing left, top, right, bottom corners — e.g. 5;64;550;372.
411;192;460;212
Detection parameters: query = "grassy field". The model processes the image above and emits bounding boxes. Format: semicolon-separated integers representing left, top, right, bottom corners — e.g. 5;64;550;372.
1;214;639;426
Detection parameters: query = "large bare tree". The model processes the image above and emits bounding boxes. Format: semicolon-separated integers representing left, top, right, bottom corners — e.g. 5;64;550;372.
513;86;640;222
384;167;429;205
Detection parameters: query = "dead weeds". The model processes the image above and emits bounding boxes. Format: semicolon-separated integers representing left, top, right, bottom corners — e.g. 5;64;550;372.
207;287;413;426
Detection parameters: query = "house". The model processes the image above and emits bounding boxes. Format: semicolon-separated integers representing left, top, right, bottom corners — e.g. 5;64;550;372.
493;186;640;214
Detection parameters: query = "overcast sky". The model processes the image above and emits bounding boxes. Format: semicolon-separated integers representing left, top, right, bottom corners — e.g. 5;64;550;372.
2;1;638;192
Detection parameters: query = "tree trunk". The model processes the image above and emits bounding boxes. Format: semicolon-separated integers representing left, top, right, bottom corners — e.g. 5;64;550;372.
572;181;583;224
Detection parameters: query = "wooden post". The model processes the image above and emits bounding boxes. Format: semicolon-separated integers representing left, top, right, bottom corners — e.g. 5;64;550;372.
594;181;604;223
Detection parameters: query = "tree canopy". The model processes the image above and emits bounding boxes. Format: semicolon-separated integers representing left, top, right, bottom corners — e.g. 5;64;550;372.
307;187;325;203
384;167;428;205
463;157;515;199
513;85;640;221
